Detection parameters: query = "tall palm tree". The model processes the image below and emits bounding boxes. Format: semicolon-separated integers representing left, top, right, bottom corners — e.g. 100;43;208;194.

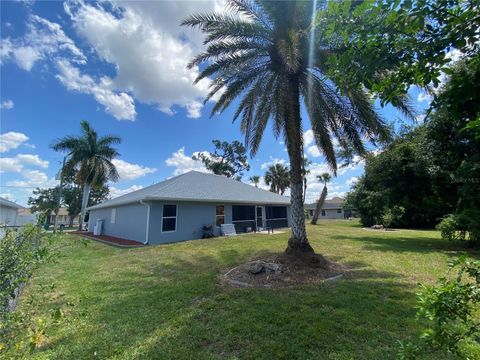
302;157;312;202
52;120;121;230
264;163;290;195
183;1;409;255
311;173;331;225
249;175;260;187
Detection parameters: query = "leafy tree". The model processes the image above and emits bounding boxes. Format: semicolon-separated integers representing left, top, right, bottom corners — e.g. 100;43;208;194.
62;184;109;227
311;173;331;225
52;120;121;230
183;1;401;255
249;175;260;187
264;164;290;195
193;140;250;179
321;0;480;110
28;188;60;224
428;56;480;245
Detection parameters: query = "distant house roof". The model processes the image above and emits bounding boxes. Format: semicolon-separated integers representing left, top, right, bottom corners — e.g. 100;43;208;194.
305;197;344;210
88;171;291;211
0;197;25;209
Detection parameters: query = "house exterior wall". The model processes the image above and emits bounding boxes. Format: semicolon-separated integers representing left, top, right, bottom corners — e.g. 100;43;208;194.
148;201;232;244
0;205;18;225
320;208;344;219
89;201;291;245
88;202;148;242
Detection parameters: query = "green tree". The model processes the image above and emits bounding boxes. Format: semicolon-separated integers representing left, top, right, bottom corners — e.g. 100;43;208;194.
311;173;331;225
52;120;121;230
193;140;250;179
264;164;290;195
183;1;397;255
249;175;260;187
27;188;59;224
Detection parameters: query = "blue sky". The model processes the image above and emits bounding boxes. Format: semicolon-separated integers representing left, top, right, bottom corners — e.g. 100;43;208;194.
0;1;430;206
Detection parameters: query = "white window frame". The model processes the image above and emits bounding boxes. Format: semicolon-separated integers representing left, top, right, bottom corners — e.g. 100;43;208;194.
215;205;225;227
111;208;116;224
162;204;177;233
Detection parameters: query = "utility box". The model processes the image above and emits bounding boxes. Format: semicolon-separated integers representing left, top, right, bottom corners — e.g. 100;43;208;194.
93;219;104;236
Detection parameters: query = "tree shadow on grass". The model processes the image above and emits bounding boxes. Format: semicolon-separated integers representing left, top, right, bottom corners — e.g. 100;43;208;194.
29;250;452;360
330;234;480;258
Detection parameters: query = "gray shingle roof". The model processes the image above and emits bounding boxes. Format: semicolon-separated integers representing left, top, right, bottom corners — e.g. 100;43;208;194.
88;171;290;210
0;197;25;209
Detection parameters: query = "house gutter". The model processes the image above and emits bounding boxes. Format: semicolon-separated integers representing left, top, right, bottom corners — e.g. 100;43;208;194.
139;200;150;245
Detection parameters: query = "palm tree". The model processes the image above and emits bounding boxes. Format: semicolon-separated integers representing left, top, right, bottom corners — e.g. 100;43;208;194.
183;1;407;255
302;157;312;202
52;120;121;230
249;175;260;187
264;163;290;195
311;173;331;225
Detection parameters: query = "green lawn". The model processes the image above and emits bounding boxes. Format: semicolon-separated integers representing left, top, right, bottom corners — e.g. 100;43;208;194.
9;221;480;359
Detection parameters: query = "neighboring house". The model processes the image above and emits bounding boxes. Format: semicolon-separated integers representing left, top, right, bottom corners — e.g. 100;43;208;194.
50;207;80;227
87;171;291;245
0;197;24;226
305;197;345;219
17;208;39;226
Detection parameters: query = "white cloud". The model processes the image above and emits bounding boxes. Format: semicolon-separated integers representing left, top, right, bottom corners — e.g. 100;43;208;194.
0;154;49;173
0;132;29;153
7;169;58;189
165;147;210;176
417;92;432;103
347;176;359;186
64;0;221;119
111;159;156;181
260;157;289;171
0;193;15;201
56;59;136;121
303;129;314;147
307;145;321;157
0;14;85;71
0;99;14;110
109;185;143;199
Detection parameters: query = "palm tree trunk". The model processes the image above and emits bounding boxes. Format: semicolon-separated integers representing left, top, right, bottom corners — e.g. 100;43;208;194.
79;182;91;231
311;185;327;225
285;76;314;255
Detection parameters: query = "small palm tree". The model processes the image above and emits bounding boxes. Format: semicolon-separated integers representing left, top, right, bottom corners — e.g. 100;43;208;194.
249;175;260;187
311;173;331;225
183;1;409;255
264;163;290;195
52;120;121;230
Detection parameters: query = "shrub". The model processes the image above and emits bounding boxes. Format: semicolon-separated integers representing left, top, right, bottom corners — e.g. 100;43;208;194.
437;211;480;247
399;256;480;358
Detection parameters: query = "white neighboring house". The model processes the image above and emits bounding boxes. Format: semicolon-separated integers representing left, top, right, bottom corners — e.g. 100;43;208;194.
305;197;345;219
50;207;79;227
0;197;25;226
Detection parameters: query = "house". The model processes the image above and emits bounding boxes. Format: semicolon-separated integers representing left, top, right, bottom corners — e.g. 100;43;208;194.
17;208;39;226
50;207;79;227
87;171;291;245
0;197;25;226
305;197;345;219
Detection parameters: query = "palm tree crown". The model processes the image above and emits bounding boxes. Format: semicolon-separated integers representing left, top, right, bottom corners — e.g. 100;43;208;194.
264;163;290;195
249;175;260;187
52;120;121;230
317;172;331;186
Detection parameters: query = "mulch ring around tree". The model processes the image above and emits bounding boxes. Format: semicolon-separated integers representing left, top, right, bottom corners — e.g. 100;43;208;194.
221;253;345;289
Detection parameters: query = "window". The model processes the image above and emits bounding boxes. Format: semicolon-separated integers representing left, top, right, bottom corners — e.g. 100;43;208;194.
111;208;116;224
321;210;326;216
337;209;342;213
266;206;287;219
232;205;255;221
216;205;225;226
162;204;177;232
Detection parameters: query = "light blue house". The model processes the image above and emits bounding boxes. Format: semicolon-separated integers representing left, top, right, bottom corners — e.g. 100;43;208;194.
87;171;291;245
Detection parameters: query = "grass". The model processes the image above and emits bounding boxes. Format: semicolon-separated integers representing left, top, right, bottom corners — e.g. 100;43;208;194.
7;221;480;359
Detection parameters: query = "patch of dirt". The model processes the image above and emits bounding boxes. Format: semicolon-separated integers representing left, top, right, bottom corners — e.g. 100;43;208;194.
362;227;399;232
221;253;346;289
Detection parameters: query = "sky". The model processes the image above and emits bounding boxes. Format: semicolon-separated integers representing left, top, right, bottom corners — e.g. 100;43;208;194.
0;0;430;206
